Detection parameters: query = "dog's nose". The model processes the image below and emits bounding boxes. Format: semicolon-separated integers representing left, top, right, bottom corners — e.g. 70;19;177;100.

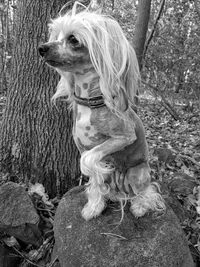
38;44;49;57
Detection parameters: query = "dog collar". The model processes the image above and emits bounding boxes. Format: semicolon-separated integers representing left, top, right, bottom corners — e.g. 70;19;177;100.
73;93;106;109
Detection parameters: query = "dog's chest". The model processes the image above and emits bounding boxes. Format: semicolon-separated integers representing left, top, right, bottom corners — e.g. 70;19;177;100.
73;105;107;152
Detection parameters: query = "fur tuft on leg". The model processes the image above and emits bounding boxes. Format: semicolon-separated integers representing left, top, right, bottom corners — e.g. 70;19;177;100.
130;183;165;217
80;149;114;178
82;176;110;220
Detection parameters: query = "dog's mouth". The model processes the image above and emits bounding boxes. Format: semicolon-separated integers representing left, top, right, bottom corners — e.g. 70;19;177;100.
45;59;64;67
44;59;75;72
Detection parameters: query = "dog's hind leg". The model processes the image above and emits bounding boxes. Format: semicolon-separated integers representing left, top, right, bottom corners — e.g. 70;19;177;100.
125;163;165;217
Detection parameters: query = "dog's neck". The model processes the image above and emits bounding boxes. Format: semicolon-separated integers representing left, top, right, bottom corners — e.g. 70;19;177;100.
73;68;101;99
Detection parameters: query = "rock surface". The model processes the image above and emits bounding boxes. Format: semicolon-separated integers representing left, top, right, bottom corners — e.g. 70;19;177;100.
0;182;42;246
54;186;194;267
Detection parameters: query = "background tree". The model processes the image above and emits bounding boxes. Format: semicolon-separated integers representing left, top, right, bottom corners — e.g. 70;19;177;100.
0;0;13;93
132;0;151;70
0;0;81;197
143;0;200;106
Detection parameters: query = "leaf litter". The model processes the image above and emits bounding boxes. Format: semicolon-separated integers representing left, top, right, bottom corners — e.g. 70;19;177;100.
138;95;200;264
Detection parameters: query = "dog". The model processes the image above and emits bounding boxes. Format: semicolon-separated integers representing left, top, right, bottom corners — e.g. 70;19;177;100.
38;2;165;221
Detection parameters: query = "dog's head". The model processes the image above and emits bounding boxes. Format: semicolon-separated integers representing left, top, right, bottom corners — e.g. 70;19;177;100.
38;17;92;73
39;2;140;112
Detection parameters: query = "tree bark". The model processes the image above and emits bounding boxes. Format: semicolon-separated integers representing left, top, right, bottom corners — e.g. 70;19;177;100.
133;0;151;70
0;0;80;197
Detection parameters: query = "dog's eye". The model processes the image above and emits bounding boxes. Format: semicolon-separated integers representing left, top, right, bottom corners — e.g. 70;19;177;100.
68;35;80;46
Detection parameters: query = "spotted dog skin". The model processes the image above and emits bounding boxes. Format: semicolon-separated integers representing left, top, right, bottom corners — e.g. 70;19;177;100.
70;68;155;218
72;68;147;164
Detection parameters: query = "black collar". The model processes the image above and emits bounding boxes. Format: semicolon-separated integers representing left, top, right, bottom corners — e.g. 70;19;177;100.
73;93;106;109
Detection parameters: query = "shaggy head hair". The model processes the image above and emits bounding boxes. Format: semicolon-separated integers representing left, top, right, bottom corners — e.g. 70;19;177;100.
42;2;140;117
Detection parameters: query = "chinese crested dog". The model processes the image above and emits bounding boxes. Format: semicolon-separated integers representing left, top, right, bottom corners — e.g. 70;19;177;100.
38;2;165;221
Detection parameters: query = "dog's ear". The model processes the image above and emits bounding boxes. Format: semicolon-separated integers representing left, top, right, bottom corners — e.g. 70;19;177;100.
114;52;140;112
122;48;140;106
52;72;74;104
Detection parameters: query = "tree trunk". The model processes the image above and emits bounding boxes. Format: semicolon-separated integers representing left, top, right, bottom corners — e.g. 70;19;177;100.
0;0;8;93
143;0;165;60
0;0;80;197
133;0;151;70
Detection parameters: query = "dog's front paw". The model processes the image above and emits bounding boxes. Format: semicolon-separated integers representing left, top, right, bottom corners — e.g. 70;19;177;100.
81;201;105;221
130;200;149;218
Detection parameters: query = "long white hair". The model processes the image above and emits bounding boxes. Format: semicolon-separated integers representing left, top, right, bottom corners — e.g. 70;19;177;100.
50;2;140;117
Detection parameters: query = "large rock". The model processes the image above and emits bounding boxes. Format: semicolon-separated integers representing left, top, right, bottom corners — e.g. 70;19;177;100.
0;182;42;247
54;186;194;267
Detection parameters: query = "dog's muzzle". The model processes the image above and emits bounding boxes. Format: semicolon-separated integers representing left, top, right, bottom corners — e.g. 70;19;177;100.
38;43;64;67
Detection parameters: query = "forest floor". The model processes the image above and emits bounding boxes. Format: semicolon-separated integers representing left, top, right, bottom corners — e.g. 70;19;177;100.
138;93;200;265
0;91;200;265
